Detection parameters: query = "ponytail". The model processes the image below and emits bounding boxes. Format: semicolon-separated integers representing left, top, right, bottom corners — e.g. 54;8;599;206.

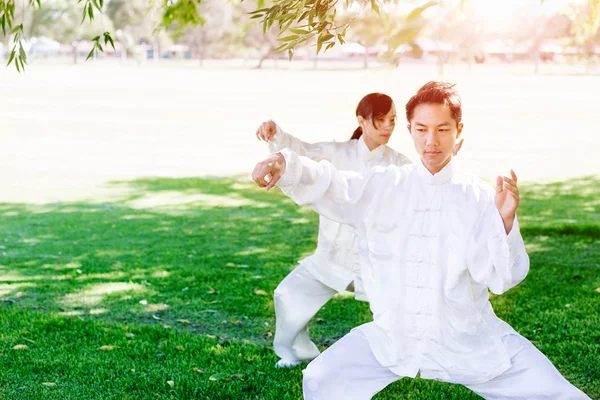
350;126;363;140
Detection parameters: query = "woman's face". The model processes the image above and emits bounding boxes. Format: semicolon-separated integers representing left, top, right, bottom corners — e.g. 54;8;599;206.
359;103;397;150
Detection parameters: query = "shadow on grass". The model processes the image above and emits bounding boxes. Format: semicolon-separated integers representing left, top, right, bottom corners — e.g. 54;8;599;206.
0;176;341;345
0;175;598;399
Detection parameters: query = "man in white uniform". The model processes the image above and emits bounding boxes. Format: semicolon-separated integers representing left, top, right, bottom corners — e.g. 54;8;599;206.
252;82;590;399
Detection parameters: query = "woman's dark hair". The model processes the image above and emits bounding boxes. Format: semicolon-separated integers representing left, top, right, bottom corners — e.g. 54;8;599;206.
351;93;394;140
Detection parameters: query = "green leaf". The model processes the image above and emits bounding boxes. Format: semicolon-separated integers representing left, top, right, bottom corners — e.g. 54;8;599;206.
81;4;88;24
370;0;380;14
6;50;15;67
290;28;310;35
325;42;335;52
86;47;96;61
91;0;102;12
88;3;94;21
298;11;310;22
10;23;23;34
279;35;299;42
318;33;334;44
249;8;270;14
388;25;425;49
209;373;229;381
406;1;437;22
287;48;294;60
19;44;27;65
104;33;115;50
410;42;424;58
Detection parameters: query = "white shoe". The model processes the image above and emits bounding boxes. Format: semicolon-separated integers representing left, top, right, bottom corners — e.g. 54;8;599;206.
275;358;303;368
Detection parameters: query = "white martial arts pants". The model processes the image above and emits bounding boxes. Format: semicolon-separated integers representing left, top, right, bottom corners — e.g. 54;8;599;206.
302;323;591;400
273;263;340;363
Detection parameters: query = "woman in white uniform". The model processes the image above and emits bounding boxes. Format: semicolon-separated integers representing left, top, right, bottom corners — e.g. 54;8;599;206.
255;93;410;367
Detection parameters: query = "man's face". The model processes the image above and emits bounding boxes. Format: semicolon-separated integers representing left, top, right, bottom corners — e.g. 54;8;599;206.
408;103;463;175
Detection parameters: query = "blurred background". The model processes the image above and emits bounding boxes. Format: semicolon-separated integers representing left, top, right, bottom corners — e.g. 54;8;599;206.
1;0;599;203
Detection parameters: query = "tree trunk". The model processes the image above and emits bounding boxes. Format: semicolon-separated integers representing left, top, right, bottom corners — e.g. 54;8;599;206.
72;42;78;64
154;38;160;62
257;47;274;69
466;48;473;72
437;52;444;77
199;33;206;67
193;39;203;67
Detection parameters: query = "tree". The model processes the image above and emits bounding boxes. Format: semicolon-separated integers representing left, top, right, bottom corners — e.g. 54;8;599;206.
564;0;600;70
424;1;485;73
3;0;599;72
182;0;233;65
105;0;171;61
340;2;434;68
218;0;284;68
28;0;114;64
1;0;114;70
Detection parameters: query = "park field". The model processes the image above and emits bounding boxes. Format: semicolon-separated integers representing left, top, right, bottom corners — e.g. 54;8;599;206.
0;61;598;399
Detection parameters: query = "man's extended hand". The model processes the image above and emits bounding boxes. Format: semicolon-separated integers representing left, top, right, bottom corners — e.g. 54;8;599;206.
252;152;287;191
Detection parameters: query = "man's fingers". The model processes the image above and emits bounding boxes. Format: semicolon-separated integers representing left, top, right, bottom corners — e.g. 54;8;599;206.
265;171;282;191
502;180;519;198
505;184;520;196
502;176;517;188
510;169;518;183
253;173;268;188
252;164;270;187
496;176;504;193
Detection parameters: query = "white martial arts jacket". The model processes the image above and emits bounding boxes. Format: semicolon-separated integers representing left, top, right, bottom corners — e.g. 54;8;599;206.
267;125;411;300
276;149;530;385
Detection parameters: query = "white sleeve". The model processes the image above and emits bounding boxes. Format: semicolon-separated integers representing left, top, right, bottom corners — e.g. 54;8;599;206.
267;123;336;162
276;148;392;229
467;199;530;295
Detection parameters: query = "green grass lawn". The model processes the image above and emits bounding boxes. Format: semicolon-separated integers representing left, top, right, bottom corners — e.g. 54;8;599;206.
0;176;598;399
